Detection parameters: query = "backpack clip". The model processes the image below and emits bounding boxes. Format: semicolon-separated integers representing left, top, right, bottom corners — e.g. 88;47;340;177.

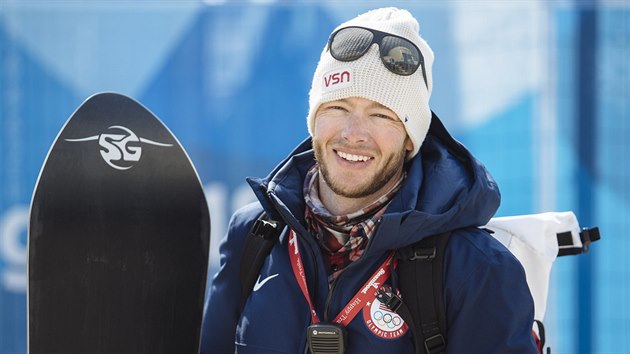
410;246;437;261
397;245;438;262
251;217;281;240
376;288;402;312
424;334;446;354
579;227;600;254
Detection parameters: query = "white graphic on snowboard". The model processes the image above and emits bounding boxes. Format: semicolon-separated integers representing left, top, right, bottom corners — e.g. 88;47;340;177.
65;125;173;170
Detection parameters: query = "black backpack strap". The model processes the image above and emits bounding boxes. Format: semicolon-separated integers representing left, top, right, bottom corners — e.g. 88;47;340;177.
533;320;546;354
238;211;285;310
394;232;452;354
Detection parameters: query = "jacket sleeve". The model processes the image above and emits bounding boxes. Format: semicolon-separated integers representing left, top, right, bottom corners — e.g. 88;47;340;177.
444;229;539;354
199;202;262;354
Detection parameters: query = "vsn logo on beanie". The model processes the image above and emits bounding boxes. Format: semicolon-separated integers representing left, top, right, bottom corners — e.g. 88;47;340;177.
306;7;434;159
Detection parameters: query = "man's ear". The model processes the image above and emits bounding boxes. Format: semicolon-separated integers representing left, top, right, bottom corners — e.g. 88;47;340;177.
405;137;414;152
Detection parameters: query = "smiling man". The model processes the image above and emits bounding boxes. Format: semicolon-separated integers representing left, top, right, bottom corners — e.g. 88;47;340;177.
202;7;538;354
313;98;411;214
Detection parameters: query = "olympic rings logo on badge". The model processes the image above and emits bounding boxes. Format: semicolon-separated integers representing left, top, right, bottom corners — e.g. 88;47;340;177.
372;308;404;329
362;286;408;339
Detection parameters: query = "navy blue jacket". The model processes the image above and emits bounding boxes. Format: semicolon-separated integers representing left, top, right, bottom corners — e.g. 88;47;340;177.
201;114;538;354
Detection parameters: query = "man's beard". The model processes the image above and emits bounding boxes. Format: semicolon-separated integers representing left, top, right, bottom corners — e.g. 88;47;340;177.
313;141;407;199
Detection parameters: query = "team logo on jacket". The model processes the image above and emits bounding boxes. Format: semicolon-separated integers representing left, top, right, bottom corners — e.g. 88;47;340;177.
362;286;408;339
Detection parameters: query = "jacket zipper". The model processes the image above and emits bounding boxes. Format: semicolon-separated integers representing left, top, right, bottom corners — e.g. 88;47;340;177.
323;275;338;322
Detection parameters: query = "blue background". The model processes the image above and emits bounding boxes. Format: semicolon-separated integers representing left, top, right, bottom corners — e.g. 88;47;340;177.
1;1;628;353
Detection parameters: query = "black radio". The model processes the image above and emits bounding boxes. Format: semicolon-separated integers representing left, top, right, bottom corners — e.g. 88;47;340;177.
307;323;347;354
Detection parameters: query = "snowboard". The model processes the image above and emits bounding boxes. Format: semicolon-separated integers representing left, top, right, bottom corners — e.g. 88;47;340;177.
28;92;210;354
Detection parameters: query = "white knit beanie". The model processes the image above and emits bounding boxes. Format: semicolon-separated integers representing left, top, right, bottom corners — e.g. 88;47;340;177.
307;7;434;159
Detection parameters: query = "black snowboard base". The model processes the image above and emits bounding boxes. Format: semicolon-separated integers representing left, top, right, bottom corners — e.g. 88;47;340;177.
28;92;210;354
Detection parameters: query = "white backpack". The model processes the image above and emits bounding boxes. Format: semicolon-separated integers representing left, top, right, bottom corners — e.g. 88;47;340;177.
485;212;600;352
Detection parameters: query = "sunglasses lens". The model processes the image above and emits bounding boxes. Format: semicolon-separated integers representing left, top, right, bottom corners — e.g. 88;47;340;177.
380;36;421;76
330;28;374;61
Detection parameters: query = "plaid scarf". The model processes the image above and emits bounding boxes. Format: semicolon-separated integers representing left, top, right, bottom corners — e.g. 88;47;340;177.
303;164;404;283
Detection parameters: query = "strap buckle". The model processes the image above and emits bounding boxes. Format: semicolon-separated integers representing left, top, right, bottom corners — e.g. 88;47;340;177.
424;334;446;354
251;218;281;240
376;288;402;312
410;246;437;261
579;227;600;254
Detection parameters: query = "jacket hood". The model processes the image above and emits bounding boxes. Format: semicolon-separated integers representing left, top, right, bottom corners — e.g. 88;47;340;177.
247;112;500;253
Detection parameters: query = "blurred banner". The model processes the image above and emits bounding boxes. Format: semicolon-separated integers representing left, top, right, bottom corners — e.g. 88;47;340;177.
0;1;628;353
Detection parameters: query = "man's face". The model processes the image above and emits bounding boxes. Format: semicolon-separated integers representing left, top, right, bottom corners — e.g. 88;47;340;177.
312;97;412;200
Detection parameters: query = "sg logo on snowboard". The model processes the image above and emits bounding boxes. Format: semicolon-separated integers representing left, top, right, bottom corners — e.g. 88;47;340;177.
65;125;173;170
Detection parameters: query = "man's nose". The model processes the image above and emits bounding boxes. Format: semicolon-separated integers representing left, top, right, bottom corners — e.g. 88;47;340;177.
341;110;368;143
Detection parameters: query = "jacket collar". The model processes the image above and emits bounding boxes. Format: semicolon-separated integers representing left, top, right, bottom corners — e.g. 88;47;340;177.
247;112;500;251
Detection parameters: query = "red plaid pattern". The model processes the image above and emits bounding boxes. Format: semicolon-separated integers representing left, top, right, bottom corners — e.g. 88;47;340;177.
303;165;404;283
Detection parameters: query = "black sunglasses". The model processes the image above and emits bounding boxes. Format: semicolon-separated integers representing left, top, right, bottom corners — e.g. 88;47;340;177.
327;26;428;88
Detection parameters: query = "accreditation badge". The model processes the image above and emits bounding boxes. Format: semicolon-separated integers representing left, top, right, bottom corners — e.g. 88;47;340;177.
362;285;408;339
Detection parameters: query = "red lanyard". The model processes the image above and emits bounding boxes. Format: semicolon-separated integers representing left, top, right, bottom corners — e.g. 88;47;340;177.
288;229;395;326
